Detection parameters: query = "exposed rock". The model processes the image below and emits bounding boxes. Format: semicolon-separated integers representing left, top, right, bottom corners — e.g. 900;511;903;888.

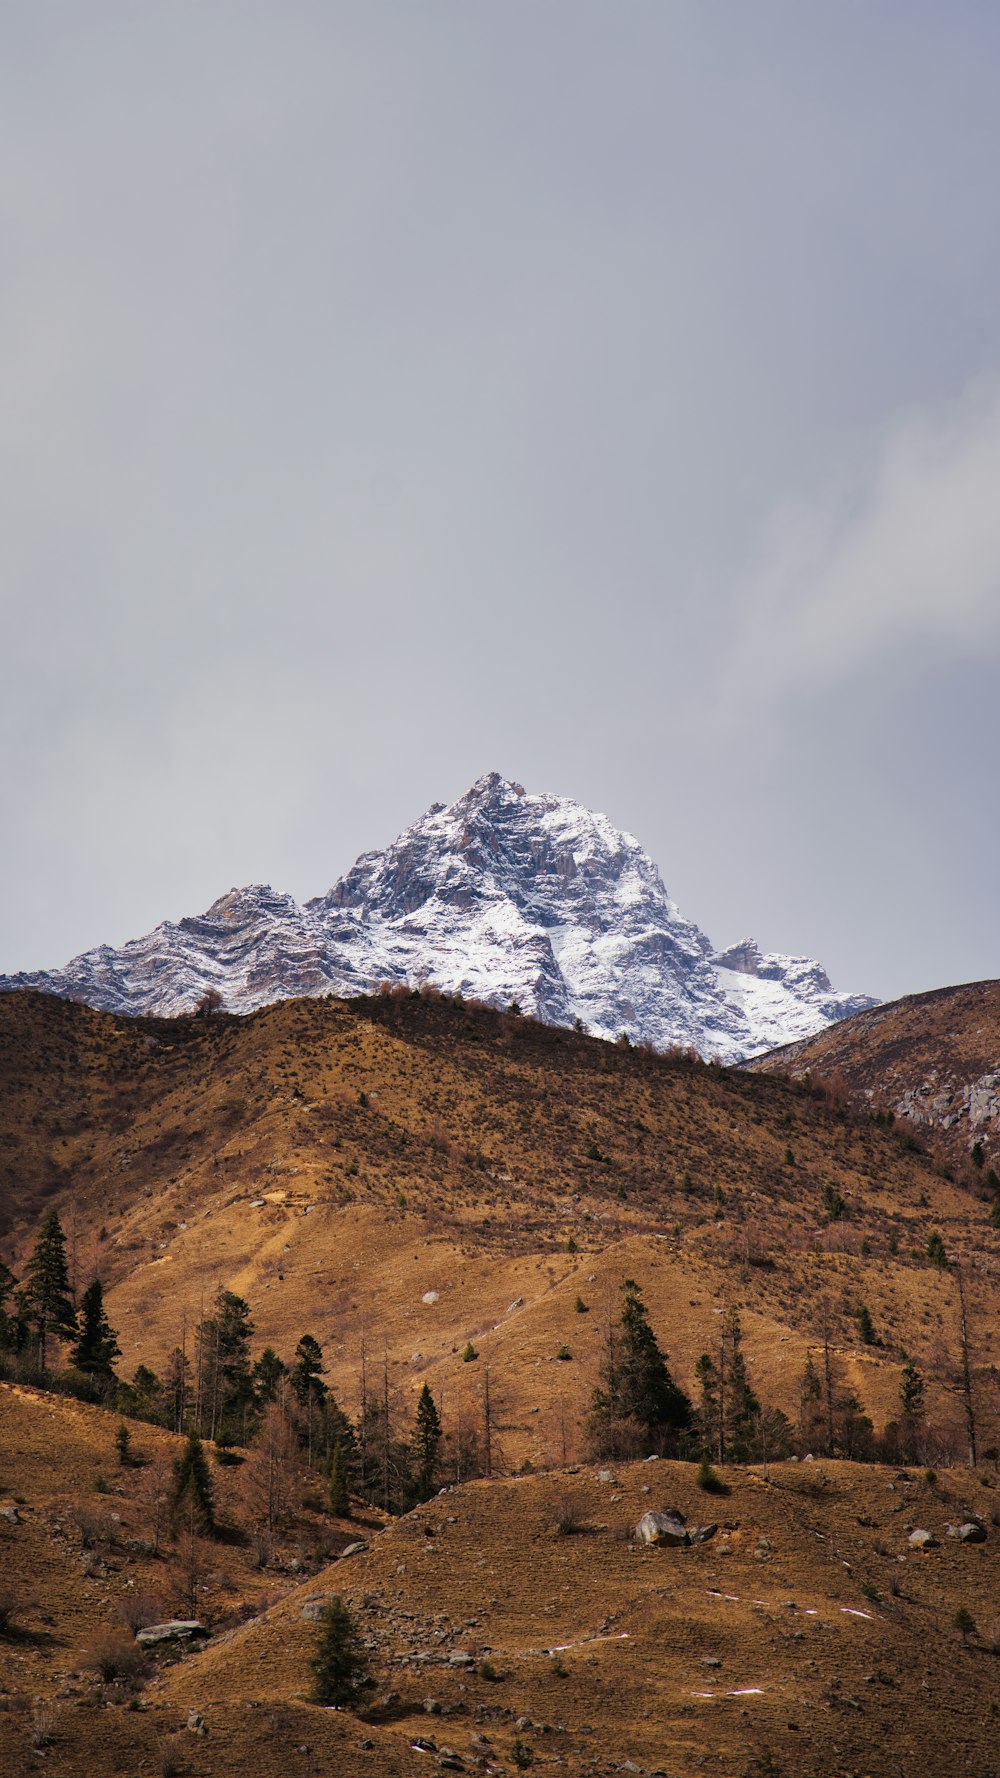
908;1528;937;1549
136;1620;208;1646
635;1511;689;1547
339;1540;368;1560
186;1711;207;1735
947;1521;987;1544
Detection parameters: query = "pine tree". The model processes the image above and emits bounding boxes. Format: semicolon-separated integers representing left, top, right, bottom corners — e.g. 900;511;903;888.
856;1304;876;1346
328;1439;350;1516
412;1383;442;1501
71;1280;121;1379
308;1596;372;1707
22;1210;76;1368
589;1280;691;1457
0;1261;17;1351
171;1431;215;1531
721;1308;761;1461
694;1352;719;1460
291;1334;327;1407
798;1355;825;1450
197;1289;255;1443
253;1346;286;1405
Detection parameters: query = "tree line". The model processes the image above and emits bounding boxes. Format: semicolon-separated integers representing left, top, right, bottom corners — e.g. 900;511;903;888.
1;1211;965;1496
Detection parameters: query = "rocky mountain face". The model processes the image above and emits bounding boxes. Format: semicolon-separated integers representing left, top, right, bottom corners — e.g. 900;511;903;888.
0;773;875;1061
747;978;1000;1165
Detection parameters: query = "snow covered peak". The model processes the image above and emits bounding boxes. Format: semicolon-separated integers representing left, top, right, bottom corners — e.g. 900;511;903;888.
0;776;876;1060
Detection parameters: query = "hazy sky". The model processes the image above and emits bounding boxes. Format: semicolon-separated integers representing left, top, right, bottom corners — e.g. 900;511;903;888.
3;2;1000;1002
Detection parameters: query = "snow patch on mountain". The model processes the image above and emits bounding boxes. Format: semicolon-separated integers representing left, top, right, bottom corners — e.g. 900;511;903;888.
0;773;876;1062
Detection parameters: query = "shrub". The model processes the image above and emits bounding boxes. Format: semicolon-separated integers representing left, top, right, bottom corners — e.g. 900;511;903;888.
0;1587;20;1636
476;1658;501;1681
83;1631;150;1684
308;1597;373;1708
462;1342;478;1363
696;1457;729;1495
953;1605;976;1644
29;1704;59;1750
554;1345;572;1362
553;1495;588;1535
927;1232;948;1269
113;1591;164;1635
574;1296;589;1313
115;1422;133;1467
511;1739;534;1769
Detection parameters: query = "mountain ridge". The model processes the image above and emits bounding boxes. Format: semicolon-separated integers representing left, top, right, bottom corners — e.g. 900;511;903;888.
0;772;876;1061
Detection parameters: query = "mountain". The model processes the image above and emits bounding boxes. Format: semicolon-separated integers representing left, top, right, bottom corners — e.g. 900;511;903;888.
0;772;875;1061
747;977;1000;1171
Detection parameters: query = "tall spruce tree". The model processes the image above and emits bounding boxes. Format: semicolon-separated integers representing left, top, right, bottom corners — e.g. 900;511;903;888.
171;1431;215;1531
0;1261;17;1351
589;1279;691;1457
21;1210;76;1368
412;1383;442;1501
197;1289;255;1443
71;1280;121;1380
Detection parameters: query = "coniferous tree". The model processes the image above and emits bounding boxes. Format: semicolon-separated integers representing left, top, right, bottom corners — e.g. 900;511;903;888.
721;1308;761;1462
694;1351;720;1460
412;1383;442;1501
171;1431;215;1531
798;1355;825;1451
308;1597;373;1707
21;1210;76;1368
0;1261;18;1351
291;1334;327;1407
197;1290;255;1443
71;1280;121;1381
589;1280;691;1458
253;1347;286;1405
163;1346;191;1434
328;1440;350;1516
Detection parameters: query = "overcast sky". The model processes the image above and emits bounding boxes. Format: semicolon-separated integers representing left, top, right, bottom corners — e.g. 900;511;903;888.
3;2;1000;1002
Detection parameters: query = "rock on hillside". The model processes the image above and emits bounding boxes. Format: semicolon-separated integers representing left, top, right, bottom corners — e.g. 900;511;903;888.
0;774;875;1061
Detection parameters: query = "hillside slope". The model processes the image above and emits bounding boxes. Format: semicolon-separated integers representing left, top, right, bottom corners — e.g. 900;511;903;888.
748;979;1000;1175
3;1384;1000;1778
1;986;997;1464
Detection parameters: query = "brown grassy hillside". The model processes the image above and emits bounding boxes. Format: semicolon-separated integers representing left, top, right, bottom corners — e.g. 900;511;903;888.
3;1383;1000;1778
748;979;1000;1178
2;987;1000;1465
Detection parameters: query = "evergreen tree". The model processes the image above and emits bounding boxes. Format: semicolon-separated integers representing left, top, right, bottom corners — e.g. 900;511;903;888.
163;1346;191;1433
721;1310;761;1460
0;1261;18;1351
856;1304;877;1346
21;1210;76;1368
412;1383;442;1501
900;1359;925;1454
71;1280;121;1380
308;1596;372;1707
197;1289;255;1443
798;1356;825;1451
328;1439;350;1516
253;1346;286;1405
589;1280;691;1458
694;1351;719;1460
291;1334;327;1407
171;1431;215;1531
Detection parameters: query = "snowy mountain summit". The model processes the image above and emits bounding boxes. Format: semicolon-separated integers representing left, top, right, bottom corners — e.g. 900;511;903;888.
0;773;875;1061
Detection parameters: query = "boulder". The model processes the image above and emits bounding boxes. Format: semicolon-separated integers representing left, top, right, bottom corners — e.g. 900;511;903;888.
688;1523;718;1547
947;1520;987;1544
908;1528;937;1550
301;1594;337;1622
636;1511;689;1547
136;1620;207;1647
339;1540;368;1560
